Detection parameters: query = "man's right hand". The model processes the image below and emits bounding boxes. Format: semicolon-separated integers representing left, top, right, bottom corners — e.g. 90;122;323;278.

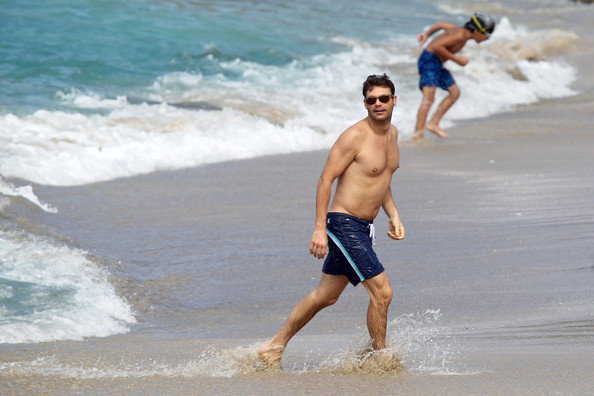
457;56;470;66
417;32;428;45
310;229;328;259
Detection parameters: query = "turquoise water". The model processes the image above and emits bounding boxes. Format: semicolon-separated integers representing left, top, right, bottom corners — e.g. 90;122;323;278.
1;0;434;115
1;0;579;186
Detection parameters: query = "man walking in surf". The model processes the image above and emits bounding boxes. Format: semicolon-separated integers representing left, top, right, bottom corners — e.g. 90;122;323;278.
258;74;405;369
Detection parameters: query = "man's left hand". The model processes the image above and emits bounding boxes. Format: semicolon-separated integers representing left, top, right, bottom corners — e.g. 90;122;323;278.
387;218;405;240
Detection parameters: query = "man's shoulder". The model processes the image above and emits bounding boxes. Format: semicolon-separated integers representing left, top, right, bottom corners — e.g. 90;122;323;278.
449;25;472;39
439;25;466;39
340;119;369;140
390;124;399;139
438;21;460;31
349;118;369;130
429;26;469;49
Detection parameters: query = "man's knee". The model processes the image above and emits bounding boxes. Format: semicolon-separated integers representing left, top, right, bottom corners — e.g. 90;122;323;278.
365;274;393;307
421;87;436;103
312;287;341;308
325;295;340;307
420;98;434;110
448;85;461;101
380;283;393;306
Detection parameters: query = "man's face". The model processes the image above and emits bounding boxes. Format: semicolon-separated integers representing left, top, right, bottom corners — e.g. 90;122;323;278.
475;30;490;43
364;86;396;121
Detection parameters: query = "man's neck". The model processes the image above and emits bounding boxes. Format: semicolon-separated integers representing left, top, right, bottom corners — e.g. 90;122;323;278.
366;117;391;136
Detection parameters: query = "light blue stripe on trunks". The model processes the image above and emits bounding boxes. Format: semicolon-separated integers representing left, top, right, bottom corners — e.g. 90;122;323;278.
326;229;365;282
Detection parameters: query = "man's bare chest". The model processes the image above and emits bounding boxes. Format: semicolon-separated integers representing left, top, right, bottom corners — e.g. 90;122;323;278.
354;144;399;177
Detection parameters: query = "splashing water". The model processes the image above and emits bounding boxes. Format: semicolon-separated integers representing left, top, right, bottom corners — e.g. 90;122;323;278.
387;310;459;374
0;310;460;378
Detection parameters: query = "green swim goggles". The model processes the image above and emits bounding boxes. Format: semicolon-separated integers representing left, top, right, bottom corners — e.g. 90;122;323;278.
473;15;491;38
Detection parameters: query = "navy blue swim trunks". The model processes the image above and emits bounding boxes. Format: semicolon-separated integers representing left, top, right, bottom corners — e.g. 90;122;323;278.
418;49;455;91
322;212;384;286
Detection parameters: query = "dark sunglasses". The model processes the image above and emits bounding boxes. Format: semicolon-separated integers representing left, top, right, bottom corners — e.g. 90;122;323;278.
365;95;392;105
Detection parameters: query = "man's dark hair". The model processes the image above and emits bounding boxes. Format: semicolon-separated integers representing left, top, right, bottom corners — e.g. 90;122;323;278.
362;73;396;97
464;12;496;34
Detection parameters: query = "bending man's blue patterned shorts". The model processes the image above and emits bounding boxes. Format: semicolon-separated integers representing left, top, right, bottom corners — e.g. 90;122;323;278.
322;212;384;286
418;49;455;91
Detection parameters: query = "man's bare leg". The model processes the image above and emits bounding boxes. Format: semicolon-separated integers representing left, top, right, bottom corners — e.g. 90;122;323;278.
412;86;436;142
258;274;349;368
425;123;450;138
361;272;393;350
425;84;460;139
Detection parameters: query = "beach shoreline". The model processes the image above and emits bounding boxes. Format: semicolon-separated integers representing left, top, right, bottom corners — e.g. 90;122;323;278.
2;80;593;394
2;4;594;394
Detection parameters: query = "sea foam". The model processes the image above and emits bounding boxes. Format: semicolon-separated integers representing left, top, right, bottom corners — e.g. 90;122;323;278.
0;176;57;213
0;231;136;344
0;18;578;187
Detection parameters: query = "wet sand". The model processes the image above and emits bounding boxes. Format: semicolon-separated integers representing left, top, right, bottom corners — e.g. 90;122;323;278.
2;85;593;394
2;336;593;395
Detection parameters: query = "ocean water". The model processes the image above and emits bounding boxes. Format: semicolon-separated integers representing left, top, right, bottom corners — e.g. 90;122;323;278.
1;0;581;187
1;0;593;384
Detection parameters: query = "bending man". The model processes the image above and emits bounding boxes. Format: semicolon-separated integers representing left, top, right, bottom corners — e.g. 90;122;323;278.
412;12;496;141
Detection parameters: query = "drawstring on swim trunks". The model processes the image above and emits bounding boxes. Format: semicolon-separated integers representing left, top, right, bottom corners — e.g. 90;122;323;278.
369;223;376;246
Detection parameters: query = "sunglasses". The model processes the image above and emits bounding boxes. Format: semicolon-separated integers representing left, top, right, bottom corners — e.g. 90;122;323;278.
365;95;392;105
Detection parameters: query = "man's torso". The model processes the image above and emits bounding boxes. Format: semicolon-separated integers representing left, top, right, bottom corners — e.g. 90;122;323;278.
427;26;468;63
329;120;399;220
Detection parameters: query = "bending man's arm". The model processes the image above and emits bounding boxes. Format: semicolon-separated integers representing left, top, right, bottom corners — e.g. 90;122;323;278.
417;21;458;45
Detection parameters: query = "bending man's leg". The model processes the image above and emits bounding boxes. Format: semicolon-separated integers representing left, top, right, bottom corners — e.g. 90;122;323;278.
259;273;349;367
426;84;460;138
362;271;393;350
412;86;436;141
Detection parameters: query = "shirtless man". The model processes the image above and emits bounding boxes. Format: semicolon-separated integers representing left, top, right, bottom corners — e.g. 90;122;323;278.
411;12;496;141
258;74;405;369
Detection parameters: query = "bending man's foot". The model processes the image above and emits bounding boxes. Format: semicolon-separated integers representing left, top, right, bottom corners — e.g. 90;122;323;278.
257;342;285;370
410;131;424;142
426;122;450;138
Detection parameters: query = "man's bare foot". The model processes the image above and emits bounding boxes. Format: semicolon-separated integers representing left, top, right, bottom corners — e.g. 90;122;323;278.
257;343;285;370
410;131;424;142
361;349;404;373
426;122;450;138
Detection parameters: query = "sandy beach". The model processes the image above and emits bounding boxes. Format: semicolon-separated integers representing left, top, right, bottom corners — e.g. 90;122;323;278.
2;72;593;394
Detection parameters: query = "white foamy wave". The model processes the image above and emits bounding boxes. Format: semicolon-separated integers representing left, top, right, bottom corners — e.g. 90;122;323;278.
56;89;130;110
0;19;578;186
445;18;577;118
0;231;136;343
0;176;57;213
0;95;338;186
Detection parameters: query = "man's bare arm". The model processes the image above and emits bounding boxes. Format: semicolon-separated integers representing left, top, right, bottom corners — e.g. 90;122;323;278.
310;127;364;259
428;28;470;66
309;174;333;259
417;21;458;45
382;187;405;240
